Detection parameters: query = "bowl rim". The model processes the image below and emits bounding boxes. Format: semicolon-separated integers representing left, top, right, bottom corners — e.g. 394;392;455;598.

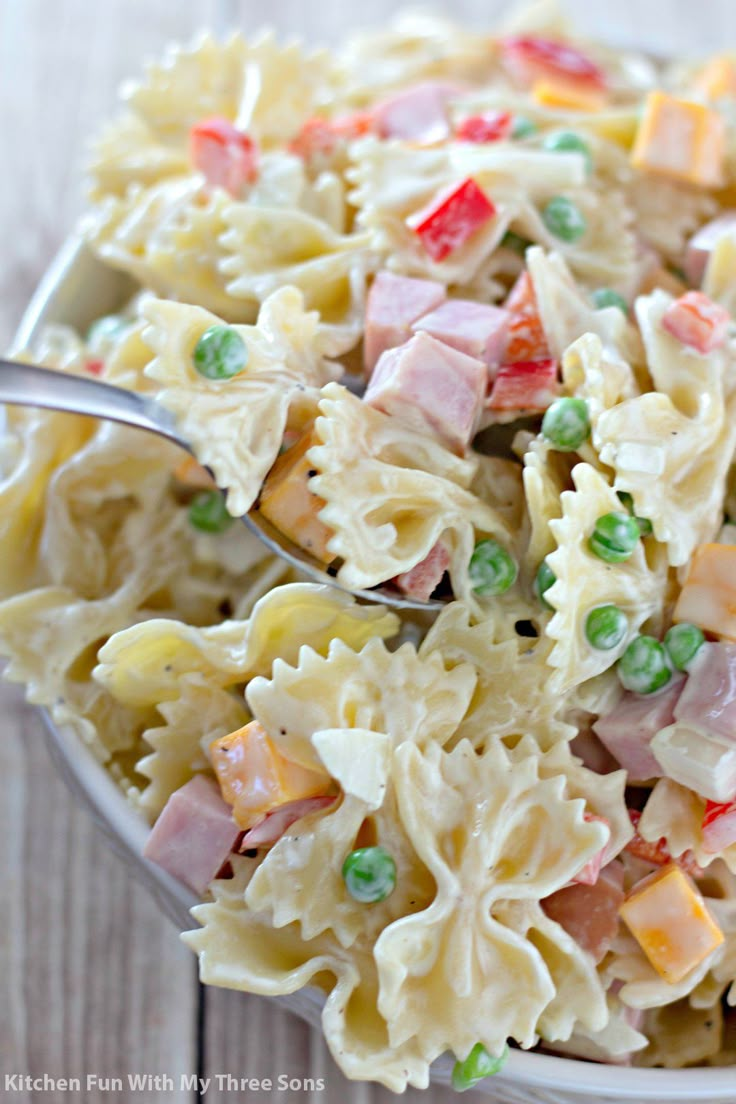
16;234;736;1099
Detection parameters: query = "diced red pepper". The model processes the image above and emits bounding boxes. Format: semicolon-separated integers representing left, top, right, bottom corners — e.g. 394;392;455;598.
289;112;374;161
702;799;736;853
85;358;104;377
406;178;496;262
500;35;607;91
661;290;730;354
572;813;609;886
502;271;550;362
190;116;258;197
455;111;513;143
486;359;558;411
626;809;703;878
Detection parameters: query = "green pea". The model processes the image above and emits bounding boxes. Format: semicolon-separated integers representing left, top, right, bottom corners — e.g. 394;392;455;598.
452;1043;509;1092
534;560;556;609
591;288;628;314
86;314;127;346
585;604;628;650
542;196;587;243
616;490;652;536
188;490;234;533
512;116;537;139
618;635;672;695
664;622;705;671
193;325;248;381
469;539;518;596
541;397;590;452
543;130;592;174
342;846;396;903
588;511;641;563
501;230;532;255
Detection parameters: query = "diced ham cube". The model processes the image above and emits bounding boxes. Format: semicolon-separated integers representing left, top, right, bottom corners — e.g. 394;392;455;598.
685;212;736;285
500;35;607;91
455;111;513;143
393;541;450;601
406;178;496;263
503;271;550;362
542;860;624;963
701;799;736;853
373;81;459;144
142;775;240;896
239;795;336;848
573;813;610;886
412;299;510;370
364;272;446;374
626;808;702;877
190;117;258;196
620;864;724;983
486;359;558;412
364;332;486;452
661;290;730;354
592;676;685;781
674;642;736;744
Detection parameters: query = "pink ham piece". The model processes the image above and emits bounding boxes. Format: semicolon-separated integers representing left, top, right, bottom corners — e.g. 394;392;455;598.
701;799;736;853
364;331;487;452
143;775;240;896
661;290;730;354
364;271;446;374
394;542;450;601
189;117;258;197
674;642;736;743
685;212;736;285
486;359;558;411
411;299;510;370
542;861;625;963
239;795;336;849
592;674;685;780
373;81;460;143
572;813;610;886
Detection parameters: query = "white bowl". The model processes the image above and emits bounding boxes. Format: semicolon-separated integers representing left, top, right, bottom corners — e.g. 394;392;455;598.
15;237;736;1104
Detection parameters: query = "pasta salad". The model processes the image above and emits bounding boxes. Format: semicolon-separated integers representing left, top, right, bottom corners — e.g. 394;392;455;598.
5;0;736;1091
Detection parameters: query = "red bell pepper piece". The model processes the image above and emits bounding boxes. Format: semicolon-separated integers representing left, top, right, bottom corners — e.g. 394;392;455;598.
500;35;607;90
289;112;374;161
487;359;558;411
626;809;703;877
190;116;258;196
661;290;730;354
503;271;550;362
406;178;496;262
85;358;104;377
702;799;736;853
455;111;513;143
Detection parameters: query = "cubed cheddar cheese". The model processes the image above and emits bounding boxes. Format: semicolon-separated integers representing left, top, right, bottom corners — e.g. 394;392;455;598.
674;543;736;641
631;92;726;188
694;55;736;101
619;863;724;983
210;720;329;830
257;429;334;564
173;455;216;490
532;78;608;113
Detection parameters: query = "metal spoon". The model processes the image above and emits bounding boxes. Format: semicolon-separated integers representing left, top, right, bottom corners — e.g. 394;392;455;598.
0;359;441;611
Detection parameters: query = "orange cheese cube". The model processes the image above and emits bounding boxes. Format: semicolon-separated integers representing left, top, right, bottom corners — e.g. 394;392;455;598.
674;543;736;642
695;56;736;102
620;863;724;982
257;428;334;564
631;91;726;188
173;455;216;490
210;720;329;830
532;78;608;113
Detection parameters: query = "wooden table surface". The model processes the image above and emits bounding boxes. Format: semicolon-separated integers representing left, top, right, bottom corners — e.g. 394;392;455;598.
1;2;733;1102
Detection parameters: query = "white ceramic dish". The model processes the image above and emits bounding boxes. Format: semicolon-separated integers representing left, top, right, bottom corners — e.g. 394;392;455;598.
14;236;736;1104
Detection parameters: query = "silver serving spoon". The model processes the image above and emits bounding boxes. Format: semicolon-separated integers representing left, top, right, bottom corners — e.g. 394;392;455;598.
0;359;441;611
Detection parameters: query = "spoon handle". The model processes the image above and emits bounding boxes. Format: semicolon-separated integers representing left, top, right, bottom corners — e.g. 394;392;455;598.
0;359;187;449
